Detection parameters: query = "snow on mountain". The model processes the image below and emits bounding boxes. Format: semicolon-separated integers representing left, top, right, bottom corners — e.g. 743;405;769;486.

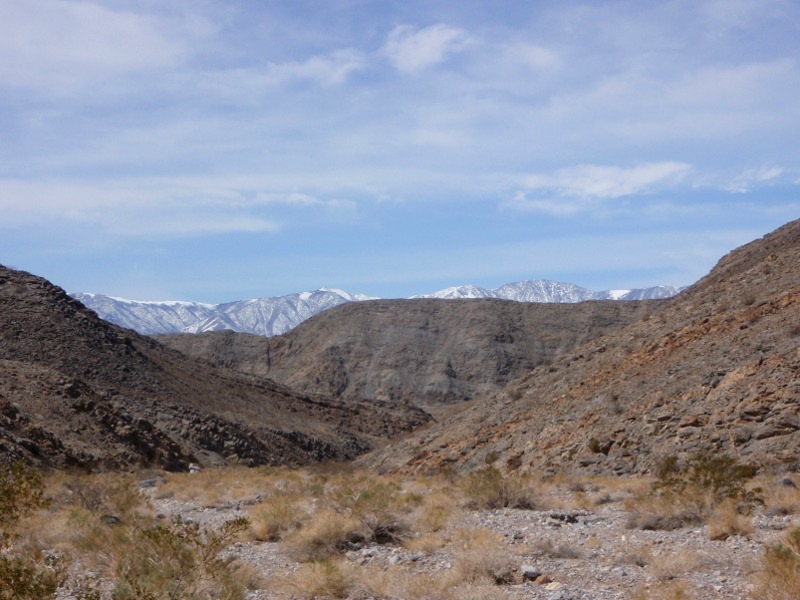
73;280;682;337
73;289;376;337
415;280;682;304
71;293;219;335
494;280;596;303
410;284;498;299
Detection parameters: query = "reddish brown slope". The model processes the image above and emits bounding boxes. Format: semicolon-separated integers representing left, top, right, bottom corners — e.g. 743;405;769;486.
365;220;800;476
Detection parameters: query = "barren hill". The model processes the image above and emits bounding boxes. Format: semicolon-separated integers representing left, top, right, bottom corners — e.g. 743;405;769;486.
156;298;651;408
0;266;427;471
365;219;800;476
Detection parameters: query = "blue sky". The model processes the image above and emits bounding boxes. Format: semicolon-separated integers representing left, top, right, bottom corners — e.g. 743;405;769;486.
1;0;799;302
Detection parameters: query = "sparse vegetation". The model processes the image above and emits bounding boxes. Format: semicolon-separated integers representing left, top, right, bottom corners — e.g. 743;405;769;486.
0;461;63;600
461;467;539;510
2;461;799;598
626;452;759;534
754;526;800;599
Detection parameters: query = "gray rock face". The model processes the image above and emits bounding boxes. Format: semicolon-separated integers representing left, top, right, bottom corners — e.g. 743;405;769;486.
156;298;651;409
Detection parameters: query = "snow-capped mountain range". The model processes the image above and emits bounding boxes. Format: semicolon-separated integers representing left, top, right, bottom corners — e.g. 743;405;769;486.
73;280;682;337
72;288;375;336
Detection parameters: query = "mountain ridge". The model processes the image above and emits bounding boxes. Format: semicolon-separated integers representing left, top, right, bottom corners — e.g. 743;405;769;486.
75;280;681;337
363;219;800;476
0;265;427;470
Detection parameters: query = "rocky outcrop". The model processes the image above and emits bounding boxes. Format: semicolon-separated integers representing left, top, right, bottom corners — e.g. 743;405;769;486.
156;299;651;409
0;266;427;470
364;219;800;476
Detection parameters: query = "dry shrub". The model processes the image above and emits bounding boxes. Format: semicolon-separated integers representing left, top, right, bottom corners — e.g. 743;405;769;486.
449;528;517;585
415;489;462;533
403;532;447;555
628;580;695;599
48;472;253;599
112;516;252;600
348;565;455;600
450;584;508;600
284;508;365;562
626;453;758;532
248;491;307;542
0;462;64;600
707;498;753;540
762;480;800;516
753;526;800;600
533;538;582;559
274;558;354;599
158;465;292;506
650;549;704;581
615;540;653;568
461;467;539;510
624;493;705;531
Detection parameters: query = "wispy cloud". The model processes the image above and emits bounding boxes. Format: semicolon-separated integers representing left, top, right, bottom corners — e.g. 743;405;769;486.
0;178;355;237
509;43;561;71
383;24;471;73
724;165;786;193
508;162;693;213
0;0;194;94
262;49;367;87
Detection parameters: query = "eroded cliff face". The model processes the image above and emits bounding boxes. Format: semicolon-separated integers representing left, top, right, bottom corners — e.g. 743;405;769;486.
0;265;427;471
157;298;651;409
363;220;800;476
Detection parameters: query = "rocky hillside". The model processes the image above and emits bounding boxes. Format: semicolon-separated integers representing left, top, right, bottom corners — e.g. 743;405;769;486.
156;299;651;408
0;266;427;471
365;219;800;476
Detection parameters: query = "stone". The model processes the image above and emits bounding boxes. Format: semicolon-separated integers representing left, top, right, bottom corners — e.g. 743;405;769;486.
521;564;541;581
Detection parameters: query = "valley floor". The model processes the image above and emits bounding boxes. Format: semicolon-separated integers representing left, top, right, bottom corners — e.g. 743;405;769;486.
25;463;799;600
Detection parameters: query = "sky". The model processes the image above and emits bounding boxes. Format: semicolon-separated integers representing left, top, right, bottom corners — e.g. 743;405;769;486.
1;0;799;302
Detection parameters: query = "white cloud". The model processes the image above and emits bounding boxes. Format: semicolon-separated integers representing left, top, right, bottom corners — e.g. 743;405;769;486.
503;193;581;216
383;24;471;73
724;165;785;193
263;49;367;86
0;179;278;237
0;0;189;93
512;43;561;71
521;162;693;200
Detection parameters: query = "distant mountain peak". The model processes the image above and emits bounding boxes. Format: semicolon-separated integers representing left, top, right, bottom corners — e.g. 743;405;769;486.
74;279;682;337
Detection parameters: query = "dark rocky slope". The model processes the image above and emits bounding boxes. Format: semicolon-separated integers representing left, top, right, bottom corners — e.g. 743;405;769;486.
156;299;651;408
0;266;427;470
364;219;800;476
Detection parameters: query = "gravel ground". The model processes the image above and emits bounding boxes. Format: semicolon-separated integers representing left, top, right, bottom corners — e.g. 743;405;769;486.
139;484;794;600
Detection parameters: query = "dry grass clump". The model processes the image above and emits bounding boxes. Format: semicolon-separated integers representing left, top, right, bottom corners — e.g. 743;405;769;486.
157;465;294;506
248;490;308;542
650;549;705;581
460;467;540;510
0;462;64;600
753;526;800;600
275;560;457;600
283;508;366;562
448;528;518;585
532;538;582;559
281;468;417;562
6;466;257;600
706;498;754;540
274;558;354;599
625;452;759;535
615;539;654;567
628;580;695;599
760;478;800;516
